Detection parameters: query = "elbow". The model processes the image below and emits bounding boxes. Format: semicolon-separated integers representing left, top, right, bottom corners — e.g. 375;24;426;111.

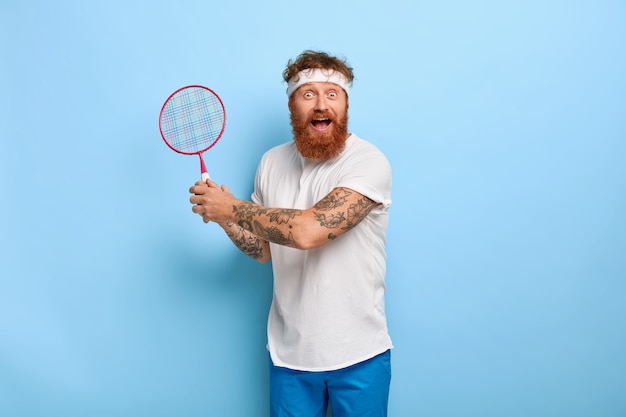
293;234;331;251
254;250;272;264
289;218;335;251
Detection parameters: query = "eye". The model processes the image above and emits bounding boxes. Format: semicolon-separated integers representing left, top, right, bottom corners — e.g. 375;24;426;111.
328;91;338;98
304;92;314;99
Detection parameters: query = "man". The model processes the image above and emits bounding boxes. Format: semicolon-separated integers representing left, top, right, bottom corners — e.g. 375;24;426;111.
189;50;393;417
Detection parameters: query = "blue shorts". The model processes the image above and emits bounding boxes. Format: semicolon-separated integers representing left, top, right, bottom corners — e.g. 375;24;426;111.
269;350;391;417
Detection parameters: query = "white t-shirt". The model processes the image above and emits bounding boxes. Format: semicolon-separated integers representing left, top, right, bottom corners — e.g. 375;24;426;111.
252;134;393;371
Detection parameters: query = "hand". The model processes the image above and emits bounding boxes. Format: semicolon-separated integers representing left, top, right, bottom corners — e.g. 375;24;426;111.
189;179;236;224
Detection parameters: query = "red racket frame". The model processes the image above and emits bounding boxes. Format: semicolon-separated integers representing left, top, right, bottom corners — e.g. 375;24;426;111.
159;85;226;179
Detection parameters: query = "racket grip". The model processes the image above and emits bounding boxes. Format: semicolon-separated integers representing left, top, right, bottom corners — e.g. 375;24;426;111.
199;155;210;181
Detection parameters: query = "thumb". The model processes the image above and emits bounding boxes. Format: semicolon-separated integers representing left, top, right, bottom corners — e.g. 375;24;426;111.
205;179;220;188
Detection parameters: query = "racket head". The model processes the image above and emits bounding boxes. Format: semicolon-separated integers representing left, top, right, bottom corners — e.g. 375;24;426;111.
159;85;226;156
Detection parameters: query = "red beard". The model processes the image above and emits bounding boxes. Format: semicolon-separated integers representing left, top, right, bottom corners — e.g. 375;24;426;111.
290;110;349;161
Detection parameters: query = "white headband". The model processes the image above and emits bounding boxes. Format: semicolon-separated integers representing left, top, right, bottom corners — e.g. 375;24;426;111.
286;68;350;97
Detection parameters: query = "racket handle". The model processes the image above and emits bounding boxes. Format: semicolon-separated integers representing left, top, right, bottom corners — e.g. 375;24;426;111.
199;154;210;181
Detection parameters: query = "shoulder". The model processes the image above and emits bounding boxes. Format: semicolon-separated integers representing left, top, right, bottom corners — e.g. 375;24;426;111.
342;134;391;172
257;141;300;178
346;134;388;157
259;141;297;164
264;141;296;156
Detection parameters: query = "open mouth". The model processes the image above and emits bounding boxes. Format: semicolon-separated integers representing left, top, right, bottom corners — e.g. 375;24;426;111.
311;118;332;131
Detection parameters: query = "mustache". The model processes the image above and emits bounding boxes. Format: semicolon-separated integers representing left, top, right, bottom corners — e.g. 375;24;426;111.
307;111;334;122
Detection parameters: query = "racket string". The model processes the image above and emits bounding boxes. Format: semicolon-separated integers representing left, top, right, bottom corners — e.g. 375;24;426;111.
160;87;225;154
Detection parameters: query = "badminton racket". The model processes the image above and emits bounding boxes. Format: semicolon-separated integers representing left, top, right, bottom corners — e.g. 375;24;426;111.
159;85;226;180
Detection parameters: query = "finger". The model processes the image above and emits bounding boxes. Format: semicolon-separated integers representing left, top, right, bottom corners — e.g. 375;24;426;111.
190;182;212;194
190;180;206;192
189;195;204;204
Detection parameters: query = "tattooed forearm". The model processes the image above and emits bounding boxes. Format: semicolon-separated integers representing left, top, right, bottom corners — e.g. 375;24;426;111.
253;220;297;247
225;188;378;250
232;202;302;225
232;202;268;225
224;220;266;259
266;208;302;224
229;202;299;247
314;211;346;228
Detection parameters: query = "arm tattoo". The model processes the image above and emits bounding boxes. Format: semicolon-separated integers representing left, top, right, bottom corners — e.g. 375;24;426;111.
266;208;302;224
224;220;265;260
314;211;346;228
232;202;302;227
228;188;377;248
345;198;375;230
314;188;352;210
232;202;267;227
312;188;378;234
230;202;299;248
254;220;297;248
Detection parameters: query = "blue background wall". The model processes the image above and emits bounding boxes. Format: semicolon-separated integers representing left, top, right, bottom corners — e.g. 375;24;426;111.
1;1;625;416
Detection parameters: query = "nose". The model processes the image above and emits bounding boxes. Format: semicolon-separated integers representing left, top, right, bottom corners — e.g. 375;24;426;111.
314;95;328;111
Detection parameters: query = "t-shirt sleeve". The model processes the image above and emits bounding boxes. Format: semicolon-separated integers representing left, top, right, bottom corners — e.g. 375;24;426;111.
251;154;266;206
337;144;392;208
